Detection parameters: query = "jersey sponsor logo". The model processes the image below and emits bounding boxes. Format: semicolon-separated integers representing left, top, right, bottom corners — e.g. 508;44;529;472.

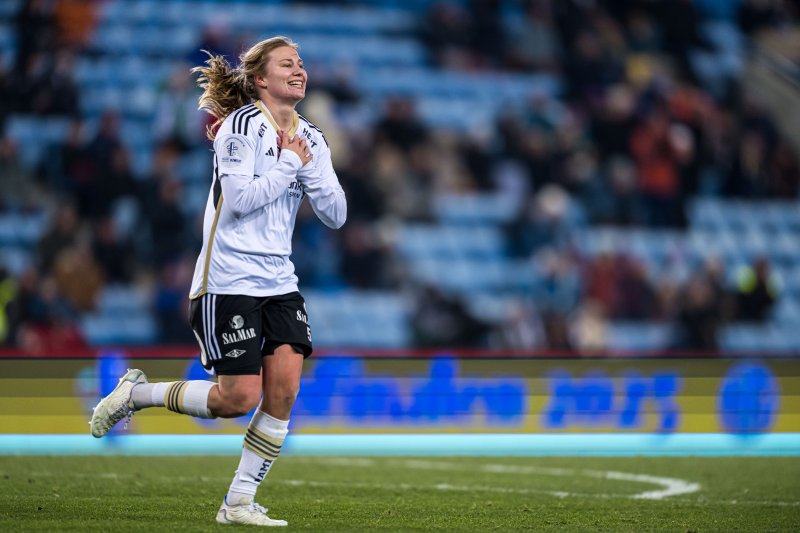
224;348;246;359
288;180;304;199
222;327;257;345
297;307;311;342
301;128;318;148
258;123;267;138
229;315;244;330
265;147;275;157
221;139;243;164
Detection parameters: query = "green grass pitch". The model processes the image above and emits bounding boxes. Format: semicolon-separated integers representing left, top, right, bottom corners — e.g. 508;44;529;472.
1;456;798;531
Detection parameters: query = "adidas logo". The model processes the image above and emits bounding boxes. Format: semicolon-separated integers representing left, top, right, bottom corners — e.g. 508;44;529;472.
266;147;274;156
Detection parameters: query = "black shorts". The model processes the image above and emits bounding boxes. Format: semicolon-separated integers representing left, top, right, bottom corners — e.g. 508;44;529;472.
189;292;313;375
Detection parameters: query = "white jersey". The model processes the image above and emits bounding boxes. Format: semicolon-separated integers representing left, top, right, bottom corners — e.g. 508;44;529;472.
190;101;347;299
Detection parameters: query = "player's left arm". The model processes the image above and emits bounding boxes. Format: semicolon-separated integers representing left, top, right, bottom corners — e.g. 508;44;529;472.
297;138;347;229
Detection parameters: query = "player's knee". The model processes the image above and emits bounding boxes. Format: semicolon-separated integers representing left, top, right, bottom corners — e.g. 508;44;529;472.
220;389;261;418
268;383;299;411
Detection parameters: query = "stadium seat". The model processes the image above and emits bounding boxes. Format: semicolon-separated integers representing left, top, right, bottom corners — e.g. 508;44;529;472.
606;322;673;352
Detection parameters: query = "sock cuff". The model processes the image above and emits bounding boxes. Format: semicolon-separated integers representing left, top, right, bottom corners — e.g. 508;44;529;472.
251;410;289;440
164;381;215;419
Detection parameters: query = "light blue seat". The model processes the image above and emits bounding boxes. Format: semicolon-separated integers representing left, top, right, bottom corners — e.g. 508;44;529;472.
177;151;211;183
396;224;504;260
0;247;32;276
97;285;151;315
81;312;157;346
0;0;21;18
688;198;726;232
6;116;72;169
466;293;524;323
607;322;673;352
433;193;522;225
304;290;410;348
720;324;768;352
0;213;47;246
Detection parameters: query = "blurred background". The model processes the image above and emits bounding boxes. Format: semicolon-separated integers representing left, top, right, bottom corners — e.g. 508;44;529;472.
0;0;798;358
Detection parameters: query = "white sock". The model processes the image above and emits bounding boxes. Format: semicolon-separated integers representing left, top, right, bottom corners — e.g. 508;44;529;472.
134;380;216;418
130;382;168;410
227;411;289;499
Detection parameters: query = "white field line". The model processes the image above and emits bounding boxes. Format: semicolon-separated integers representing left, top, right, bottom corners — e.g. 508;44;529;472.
311;458;701;500
26;469;799;507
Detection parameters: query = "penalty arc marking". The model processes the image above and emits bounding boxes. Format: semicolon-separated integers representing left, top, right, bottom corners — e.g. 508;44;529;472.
302;458;702;500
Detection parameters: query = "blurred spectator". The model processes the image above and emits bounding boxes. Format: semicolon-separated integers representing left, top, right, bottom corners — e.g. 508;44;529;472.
583;252;619;317
564;29;624;102
14;0;56;75
601;156;646;226
534;249;581;315
629;107;685;226
308;65;361;106
735;258;779;322
42;118;92;195
146;177;189;269
55;111;132;220
0;61;15;127
420;2;475;68
504;0;561;71
467;0;505;67
187;24;234;67
153;64;207;152
491;301;545;350
37;203;80;274
737;0;787;36
591;84;637;160
656;0;713;81
412;285;491;348
674;272;722;352
616;257;658;320
18;49;80;115
154;258;195;344
374;98;429;153
568;299;609;354
340;222;392;289
0;266;16;345
92;216;136;284
0;136;46;211
53;242;104;312
507;185;582;258
768;141;800;198
54;0;97;49
7;267;86;354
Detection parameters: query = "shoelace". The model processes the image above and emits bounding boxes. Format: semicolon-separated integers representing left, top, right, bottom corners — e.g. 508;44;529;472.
122;410;134;430
95;404;133;433
250;502;268;515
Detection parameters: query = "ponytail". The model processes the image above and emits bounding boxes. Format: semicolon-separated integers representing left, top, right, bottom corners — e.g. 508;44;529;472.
191;52;251;141
191;36;299;141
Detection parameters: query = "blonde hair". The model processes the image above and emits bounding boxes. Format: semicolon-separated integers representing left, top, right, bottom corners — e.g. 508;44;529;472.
191;36;299;140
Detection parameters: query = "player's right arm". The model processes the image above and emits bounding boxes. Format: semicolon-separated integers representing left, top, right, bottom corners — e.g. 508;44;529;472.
216;132;311;219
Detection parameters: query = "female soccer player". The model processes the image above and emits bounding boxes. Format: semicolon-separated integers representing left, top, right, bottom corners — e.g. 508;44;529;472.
90;36;347;527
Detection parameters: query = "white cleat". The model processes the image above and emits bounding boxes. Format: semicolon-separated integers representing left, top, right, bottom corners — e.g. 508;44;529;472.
90;368;147;438
216;498;288;527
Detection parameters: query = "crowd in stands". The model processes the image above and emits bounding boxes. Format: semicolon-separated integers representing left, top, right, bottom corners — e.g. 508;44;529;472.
0;0;797;354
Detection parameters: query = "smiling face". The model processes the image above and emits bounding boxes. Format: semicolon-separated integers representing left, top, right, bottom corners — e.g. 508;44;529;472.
255;46;307;105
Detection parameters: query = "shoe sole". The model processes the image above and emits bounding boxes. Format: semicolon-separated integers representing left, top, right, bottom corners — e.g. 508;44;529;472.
216;508;287;526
